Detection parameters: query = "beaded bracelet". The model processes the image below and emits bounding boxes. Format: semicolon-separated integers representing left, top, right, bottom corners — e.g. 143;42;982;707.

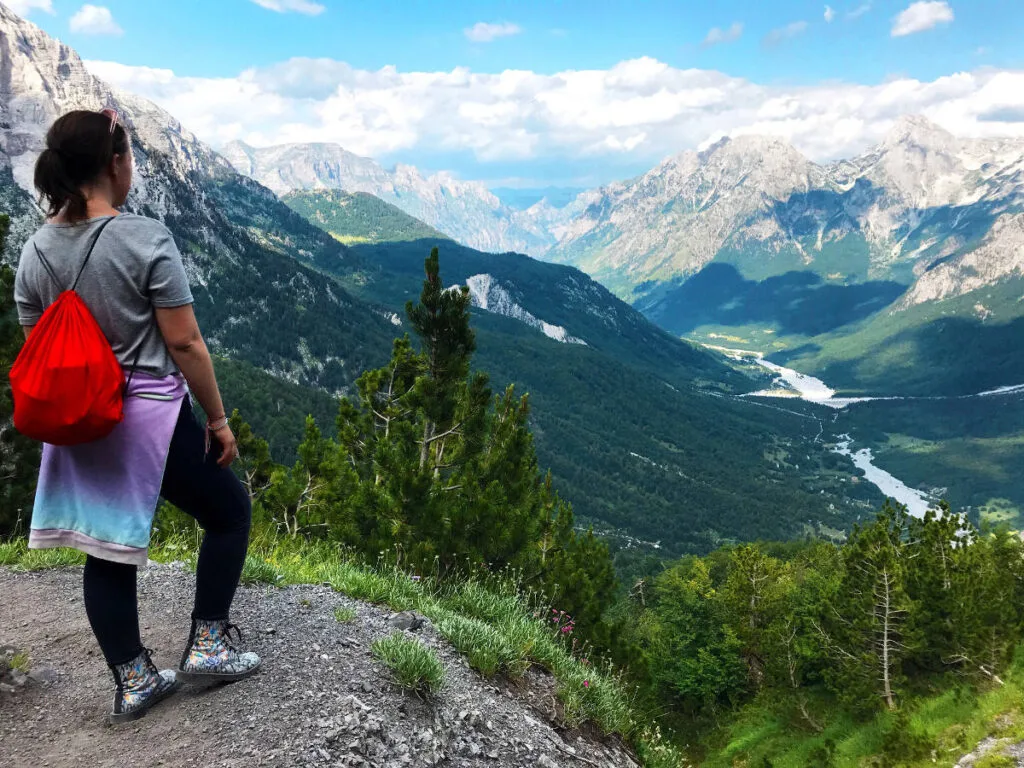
207;415;229;431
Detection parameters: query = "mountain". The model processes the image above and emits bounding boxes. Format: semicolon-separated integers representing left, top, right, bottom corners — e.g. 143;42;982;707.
282;190;447;244
548;135;829;296
221;140;556;256
549;118;1024;343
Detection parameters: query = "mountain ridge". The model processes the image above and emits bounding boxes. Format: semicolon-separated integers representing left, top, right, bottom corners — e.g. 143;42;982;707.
221;139;561;257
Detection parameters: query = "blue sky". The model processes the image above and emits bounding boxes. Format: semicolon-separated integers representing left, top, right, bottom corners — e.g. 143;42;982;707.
9;0;1024;187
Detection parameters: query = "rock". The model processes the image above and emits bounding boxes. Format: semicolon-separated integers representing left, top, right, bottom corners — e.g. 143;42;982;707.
387;612;427;632
537;754;560;768
9;669;28;688
27;666;57;685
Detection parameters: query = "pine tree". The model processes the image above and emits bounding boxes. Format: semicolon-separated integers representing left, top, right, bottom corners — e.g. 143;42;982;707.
956;525;1024;681
228;409;274;504
818;504;914;712
720;544;790;691
904;503;970;672
406;247;475;473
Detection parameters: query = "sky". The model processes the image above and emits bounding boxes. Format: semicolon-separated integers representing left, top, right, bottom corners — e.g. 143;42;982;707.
6;0;1024;188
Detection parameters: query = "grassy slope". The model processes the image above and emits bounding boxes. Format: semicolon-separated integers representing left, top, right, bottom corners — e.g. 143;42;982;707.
702;658;1024;768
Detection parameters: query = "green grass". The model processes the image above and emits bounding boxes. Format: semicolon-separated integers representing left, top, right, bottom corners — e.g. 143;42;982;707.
334;606;357;623
700;650;1024;768
8;651;30;673
14;547;86;571
371;633;445;695
0;539;26;565
240;554;284;586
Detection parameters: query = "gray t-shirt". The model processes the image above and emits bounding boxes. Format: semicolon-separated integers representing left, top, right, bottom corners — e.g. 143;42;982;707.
14;214;194;377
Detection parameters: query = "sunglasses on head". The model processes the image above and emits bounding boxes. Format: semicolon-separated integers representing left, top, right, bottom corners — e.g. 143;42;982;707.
99;107;120;135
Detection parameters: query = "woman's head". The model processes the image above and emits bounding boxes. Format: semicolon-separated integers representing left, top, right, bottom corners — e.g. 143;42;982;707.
34;109;132;221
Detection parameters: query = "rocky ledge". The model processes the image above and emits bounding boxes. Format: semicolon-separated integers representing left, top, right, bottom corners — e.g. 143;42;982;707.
0;564;640;768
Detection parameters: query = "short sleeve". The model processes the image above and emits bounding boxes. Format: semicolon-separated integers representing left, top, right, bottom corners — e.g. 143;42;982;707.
147;226;194;308
14;248;43;326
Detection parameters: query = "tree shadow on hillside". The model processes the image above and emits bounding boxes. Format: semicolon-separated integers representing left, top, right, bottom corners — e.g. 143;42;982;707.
639;263;907;336
793;313;1024;398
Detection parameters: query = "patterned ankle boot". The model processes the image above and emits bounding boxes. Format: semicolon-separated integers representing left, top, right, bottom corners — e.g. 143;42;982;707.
109;648;180;723
177;619;261;681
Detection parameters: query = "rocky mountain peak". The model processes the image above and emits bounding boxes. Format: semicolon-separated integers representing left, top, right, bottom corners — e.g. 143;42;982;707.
881;114;957;151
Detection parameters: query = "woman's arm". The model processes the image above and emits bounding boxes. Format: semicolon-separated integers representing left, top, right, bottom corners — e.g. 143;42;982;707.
154;305;237;468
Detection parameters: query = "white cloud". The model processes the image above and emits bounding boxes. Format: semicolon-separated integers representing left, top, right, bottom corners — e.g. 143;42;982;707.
464;22;522;43
892;1;953;37
84;57;1024;175
824;5;836;23
764;20;808;46
848;3;872;19
702;22;743;47
250;0;325;15
69;5;122;35
5;0;54;16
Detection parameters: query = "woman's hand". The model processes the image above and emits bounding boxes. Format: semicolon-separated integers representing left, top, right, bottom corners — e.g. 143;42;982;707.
212;423;239;468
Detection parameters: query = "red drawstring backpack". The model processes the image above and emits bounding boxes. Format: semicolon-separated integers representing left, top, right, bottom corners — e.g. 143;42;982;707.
9;217;136;446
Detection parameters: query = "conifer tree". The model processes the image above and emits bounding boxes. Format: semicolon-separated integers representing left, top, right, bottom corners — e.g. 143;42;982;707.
721;544;790;691
406;247;475;472
819;504;914;712
228;409;274;504
905;503;969;671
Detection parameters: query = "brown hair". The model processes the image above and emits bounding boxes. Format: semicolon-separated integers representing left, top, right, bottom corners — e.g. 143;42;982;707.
34;110;129;222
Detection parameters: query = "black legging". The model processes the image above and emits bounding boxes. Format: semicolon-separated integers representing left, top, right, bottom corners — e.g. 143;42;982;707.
83;398;252;665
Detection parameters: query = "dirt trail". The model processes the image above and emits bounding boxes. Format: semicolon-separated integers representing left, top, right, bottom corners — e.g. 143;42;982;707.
0;564;639;768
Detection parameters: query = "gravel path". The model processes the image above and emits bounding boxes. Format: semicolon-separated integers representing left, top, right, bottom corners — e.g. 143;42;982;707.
0;564;640;768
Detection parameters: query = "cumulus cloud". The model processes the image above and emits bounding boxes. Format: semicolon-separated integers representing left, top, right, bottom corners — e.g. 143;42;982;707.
824;5;836;22
763;21;808;46
70;4;122;35
464;22;521;43
702;22;743;47
5;0;54;16
250;0;325;15
892;1;953;37
84;56;1024;179
848;3;872;19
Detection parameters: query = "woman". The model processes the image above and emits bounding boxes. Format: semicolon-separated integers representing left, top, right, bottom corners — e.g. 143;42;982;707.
13;109;260;722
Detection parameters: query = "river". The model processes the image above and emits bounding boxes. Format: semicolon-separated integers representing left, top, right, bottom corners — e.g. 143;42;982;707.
707;345;1023;517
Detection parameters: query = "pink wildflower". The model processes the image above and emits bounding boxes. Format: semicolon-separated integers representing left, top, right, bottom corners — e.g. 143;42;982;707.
583;680;590;688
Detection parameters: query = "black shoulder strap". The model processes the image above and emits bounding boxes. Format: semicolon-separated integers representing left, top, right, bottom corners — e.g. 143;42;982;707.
33;243;61;289
71;215;117;292
33;215;118;293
